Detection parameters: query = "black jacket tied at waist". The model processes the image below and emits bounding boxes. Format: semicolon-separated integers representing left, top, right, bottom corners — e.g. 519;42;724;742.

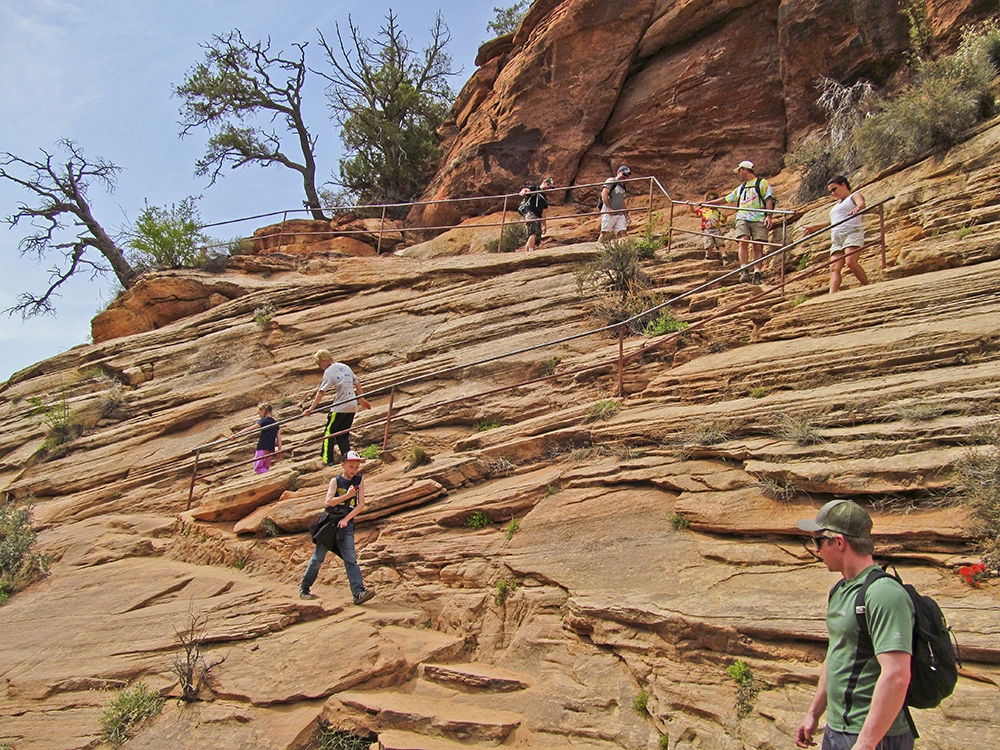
308;503;351;556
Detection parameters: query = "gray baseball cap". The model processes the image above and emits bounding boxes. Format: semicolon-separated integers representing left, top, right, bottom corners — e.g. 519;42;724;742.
797;499;873;537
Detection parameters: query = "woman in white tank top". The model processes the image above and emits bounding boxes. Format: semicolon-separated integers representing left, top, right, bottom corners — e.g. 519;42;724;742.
803;175;871;293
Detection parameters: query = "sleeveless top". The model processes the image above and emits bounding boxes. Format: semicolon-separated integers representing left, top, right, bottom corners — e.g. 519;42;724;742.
830;193;862;232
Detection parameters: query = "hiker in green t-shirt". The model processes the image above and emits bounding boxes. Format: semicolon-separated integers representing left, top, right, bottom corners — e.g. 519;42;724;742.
795;500;915;750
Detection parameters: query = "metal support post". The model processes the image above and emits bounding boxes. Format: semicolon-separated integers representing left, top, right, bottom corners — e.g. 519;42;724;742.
381;386;396;452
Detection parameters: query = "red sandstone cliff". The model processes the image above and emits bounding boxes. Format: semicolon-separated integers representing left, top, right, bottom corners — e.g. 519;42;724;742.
411;0;997;228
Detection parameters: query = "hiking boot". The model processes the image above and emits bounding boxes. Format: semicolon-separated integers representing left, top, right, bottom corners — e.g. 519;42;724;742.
752;270;762;285
299;590;318;600
739;269;750;283
353;588;375;605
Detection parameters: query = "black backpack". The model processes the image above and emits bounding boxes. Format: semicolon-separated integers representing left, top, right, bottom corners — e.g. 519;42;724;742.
834;565;960;738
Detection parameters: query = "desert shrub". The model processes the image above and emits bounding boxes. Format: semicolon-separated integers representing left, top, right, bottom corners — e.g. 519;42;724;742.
358;444;381;460
100;683;165;747
484;221;527;253
505;517;520;540
27;393;83;455
466;511;490;530
750;387;767;399
194;246;230;273
487;456;516;476
588;288;665;335
541;355;561;375
633;211;665;258
227;236;256;256
792;295;809;307
772;414;826;446
0;497;48;602
260;518;280;537
632;688;649;715
542;484;561;497
128;196;209;270
954;439;1000;569
757;477;797;503
854;22;999;170
476;420;503;432
494;578;517;606
579;237;650;299
316;724;372;750
669;512;690;531
643;310;688;337
587;400;620;422
253;301;276;328
405;446;432;472
171;613;226;702
726;660;759;718
99;381;128;419
681;420;734;446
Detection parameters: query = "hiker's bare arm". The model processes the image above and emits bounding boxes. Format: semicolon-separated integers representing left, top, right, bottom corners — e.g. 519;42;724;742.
795;662;828;748
340;478;365;527
853;651;910;750
765;196;775;228
355;381;371;410
851;193;866;214
304;388;325;416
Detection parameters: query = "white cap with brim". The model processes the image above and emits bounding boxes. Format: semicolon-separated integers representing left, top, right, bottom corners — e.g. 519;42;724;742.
734;160;754;172
343;451;365;463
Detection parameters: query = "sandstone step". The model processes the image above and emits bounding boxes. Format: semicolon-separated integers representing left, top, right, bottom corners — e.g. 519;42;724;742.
419;662;531;692
331;690;522;743
376;729;478;750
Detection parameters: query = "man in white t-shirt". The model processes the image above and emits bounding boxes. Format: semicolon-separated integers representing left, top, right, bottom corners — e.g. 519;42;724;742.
303;349;371;464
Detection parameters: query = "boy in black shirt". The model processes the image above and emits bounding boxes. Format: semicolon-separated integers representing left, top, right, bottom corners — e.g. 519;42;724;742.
300;450;375;605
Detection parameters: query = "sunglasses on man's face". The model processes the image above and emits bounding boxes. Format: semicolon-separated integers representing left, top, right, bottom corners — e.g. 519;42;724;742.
812;534;834;550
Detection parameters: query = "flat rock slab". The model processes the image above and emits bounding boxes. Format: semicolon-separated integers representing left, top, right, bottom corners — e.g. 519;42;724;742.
191;469;296;521
331;690;522;742
420;662;531;692
376;729;477;750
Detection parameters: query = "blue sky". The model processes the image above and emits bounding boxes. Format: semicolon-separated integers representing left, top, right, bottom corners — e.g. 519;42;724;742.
1;0;498;382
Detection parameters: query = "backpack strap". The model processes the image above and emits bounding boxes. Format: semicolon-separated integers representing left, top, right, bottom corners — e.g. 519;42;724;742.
843;565;919;739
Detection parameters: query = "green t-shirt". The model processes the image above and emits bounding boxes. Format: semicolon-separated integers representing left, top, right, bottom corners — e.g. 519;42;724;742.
825;565;914;735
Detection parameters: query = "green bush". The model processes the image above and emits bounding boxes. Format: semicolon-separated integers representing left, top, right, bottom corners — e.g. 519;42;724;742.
317;724;372;750
587;400;620;422
484;221;527;253
725;660;759;718
632;688;649;715
405;446;432;472
668;512;690;531
580;236;651;299
750;387;766;399
955;431;1000;569
643;311;688;337
0;497;48;602
27;393;83;456
476;420;503;432
100;683;165;747
633;211;665;259
358;444;381;460
466;511;490;530
494;578;517;606
253;301;276;328
505;517;520;540
128;196;209;270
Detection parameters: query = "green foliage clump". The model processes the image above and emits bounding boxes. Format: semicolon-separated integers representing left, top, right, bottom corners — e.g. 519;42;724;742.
643;311;688;337
466;511;490;530
791;294;809;307
405;446;432;472
505;517;520;540
128;196;209;270
955;424;1000;569
633;211;666;259
476;420;503;432
494;578;517;606
750;387;767;399
484;221;527;253
260;518;280;537
632;688;649;715
580;237;651;300
668;512;690;531
358;444;381;460
253;301;276;328
725;660;759;718
27;393;83;455
542;484;561;498
587;400;620;422
541;355;561;376
486;1;529;38
0;498;48;603
100;683;165;747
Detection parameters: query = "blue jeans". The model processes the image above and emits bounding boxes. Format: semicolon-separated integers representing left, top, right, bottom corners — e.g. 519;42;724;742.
300;521;364;597
823;728;914;750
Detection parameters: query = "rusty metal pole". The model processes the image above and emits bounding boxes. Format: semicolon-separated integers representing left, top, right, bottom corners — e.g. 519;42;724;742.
277;210;287;250
498;195;508;252
879;204;887;269
617;325;625;397
186;450;200;511
647;177;654;228
667;199;675;254
381;386;396;452
376;205;387;255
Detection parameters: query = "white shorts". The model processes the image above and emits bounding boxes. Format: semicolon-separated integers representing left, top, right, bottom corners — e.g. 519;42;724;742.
831;226;864;254
601;212;627;234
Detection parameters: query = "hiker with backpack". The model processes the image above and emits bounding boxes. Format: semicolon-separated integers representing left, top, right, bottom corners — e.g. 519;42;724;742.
600;165;631;242
517;178;552;251
711;160;775;285
794;499;958;750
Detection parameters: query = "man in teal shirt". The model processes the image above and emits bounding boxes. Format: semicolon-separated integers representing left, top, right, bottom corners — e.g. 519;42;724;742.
795;500;915;750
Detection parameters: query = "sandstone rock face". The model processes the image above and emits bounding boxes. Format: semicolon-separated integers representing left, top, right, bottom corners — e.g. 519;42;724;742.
5;128;1000;749
413;0;996;221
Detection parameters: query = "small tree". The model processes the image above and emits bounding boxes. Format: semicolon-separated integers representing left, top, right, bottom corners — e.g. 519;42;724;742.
487;1;530;38
128;196;210;270
316;11;456;210
175;31;327;220
0;139;137;317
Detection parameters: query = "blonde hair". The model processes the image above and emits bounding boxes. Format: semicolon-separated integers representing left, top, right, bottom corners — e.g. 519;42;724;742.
313;349;333;364
257;402;273;415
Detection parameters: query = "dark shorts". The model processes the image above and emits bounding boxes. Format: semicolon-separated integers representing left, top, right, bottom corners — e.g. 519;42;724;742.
525;213;542;240
822;728;914;750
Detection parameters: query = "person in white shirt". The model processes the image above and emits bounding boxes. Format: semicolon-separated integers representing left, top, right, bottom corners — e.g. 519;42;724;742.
803;175;871;294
